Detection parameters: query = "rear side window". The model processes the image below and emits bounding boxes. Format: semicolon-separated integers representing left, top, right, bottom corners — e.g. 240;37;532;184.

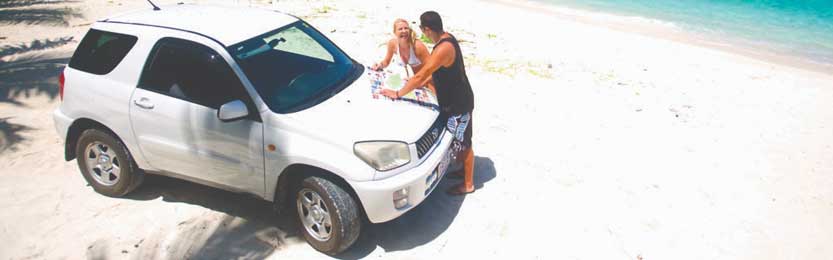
138;37;253;111
68;29;138;75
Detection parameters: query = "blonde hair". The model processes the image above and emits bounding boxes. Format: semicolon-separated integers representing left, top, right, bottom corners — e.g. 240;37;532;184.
392;18;417;48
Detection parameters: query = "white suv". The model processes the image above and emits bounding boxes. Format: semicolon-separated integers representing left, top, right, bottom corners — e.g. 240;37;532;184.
52;4;453;255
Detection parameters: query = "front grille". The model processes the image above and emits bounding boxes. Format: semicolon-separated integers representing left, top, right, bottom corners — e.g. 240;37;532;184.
415;116;445;158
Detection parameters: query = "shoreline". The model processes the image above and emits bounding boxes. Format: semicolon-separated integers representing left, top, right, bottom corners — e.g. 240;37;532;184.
488;0;833;75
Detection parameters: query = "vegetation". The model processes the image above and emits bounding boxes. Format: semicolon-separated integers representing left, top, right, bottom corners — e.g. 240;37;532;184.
315;5;336;14
419;33;432;44
465;56;554;79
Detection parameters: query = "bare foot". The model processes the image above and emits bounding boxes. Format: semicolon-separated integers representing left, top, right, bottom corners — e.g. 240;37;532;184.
446;183;474;196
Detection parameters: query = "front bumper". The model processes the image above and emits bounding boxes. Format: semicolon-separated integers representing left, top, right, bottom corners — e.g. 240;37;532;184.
350;130;454;223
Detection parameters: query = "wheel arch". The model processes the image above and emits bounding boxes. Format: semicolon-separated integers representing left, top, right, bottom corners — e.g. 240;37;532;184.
65;118;122;161
273;164;368;220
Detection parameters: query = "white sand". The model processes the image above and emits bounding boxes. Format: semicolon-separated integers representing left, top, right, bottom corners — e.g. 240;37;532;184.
2;0;832;259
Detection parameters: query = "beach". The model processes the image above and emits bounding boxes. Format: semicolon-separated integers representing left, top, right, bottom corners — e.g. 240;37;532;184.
2;0;833;259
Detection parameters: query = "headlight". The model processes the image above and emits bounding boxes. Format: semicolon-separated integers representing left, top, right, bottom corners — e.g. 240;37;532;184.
354;141;411;171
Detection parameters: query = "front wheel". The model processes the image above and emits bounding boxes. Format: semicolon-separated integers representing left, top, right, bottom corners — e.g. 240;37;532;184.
295;176;361;255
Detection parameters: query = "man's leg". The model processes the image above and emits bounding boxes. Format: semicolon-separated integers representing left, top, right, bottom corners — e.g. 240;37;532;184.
447;148;466;178
462;146;475;191
462;113;474;190
448;113;474;195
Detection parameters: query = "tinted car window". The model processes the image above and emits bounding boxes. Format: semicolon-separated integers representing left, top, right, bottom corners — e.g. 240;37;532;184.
68;29;138;75
139;37;253;112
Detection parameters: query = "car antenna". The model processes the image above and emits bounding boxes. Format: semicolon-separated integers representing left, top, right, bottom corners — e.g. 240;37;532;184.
147;0;161;11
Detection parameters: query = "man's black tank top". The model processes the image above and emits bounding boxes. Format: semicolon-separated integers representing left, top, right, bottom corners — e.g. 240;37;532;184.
432;34;474;115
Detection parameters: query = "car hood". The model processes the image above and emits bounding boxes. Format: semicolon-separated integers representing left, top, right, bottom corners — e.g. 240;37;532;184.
279;68;441;147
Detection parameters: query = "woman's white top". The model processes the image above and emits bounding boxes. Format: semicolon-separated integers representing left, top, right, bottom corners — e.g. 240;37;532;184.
392;40;422;76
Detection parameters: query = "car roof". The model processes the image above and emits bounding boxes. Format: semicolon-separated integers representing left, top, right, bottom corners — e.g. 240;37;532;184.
103;4;299;46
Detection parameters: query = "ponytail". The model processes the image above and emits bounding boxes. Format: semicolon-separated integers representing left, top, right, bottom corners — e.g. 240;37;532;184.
410;27;417;47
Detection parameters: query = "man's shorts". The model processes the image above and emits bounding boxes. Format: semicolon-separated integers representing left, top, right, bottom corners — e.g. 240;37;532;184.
446;112;473;158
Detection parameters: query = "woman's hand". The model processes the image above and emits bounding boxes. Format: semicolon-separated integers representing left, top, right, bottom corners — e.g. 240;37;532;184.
380;89;398;99
371;63;383;71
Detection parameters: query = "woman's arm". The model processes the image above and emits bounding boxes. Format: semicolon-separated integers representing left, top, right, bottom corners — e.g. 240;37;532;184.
412;41;434;92
372;39;396;71
412;41;430;74
381;42;453;98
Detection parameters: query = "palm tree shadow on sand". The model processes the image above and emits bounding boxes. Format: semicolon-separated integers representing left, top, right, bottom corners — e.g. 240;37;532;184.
0;1;83;27
0;117;32;154
0;52;69;106
0;0;79;9
0;36;74;57
0;48;70;151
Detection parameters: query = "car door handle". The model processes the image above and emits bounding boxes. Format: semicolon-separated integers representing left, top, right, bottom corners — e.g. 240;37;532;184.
134;98;155;109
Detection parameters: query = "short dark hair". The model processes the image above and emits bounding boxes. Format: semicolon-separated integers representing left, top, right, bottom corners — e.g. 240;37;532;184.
420;11;443;33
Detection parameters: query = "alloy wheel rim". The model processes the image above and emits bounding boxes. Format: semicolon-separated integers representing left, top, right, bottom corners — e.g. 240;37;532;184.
296;188;333;241
84;141;120;186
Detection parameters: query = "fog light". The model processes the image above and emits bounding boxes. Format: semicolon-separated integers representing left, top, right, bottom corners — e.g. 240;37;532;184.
393;188;409;209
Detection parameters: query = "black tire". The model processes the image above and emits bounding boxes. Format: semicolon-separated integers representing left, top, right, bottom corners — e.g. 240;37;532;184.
76;128;143;197
294;176;361;255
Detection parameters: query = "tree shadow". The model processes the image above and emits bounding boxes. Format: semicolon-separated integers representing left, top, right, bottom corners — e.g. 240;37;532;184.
0;52;68;105
338;156;497;259
0;0;79;9
0;36;74;58
123;174;304;259
0;7;82;26
0;117;32;154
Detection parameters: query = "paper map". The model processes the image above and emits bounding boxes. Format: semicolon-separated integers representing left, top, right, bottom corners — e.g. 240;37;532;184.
367;66;439;111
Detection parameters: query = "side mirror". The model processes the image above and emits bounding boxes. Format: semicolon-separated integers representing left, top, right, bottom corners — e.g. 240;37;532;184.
218;100;248;121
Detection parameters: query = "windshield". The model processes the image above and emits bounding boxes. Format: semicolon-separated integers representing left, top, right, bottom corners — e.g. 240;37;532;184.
228;21;356;113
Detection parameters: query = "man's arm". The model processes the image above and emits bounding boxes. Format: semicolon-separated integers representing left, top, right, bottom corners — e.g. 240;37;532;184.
382;42;453;98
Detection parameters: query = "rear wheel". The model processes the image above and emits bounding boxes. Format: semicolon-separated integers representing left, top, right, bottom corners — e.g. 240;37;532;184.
76;129;143;197
295;176;361;255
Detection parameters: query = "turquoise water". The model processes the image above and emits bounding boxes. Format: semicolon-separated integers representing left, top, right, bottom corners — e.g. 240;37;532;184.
536;0;833;65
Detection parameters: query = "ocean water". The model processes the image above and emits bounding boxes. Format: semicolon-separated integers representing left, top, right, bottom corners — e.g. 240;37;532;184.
536;0;833;66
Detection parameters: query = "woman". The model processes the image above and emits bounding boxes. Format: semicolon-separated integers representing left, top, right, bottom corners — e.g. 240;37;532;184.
372;19;431;81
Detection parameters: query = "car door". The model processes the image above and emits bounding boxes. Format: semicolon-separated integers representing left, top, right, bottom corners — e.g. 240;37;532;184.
129;37;265;195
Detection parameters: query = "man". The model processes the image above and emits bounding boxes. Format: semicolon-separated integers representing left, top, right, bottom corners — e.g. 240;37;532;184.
381;11;475;195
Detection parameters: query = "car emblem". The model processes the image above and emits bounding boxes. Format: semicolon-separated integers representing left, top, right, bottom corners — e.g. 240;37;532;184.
431;128;439;140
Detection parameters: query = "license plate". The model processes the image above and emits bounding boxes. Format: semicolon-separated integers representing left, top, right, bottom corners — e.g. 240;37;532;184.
436;150;451;179
425;149;452;195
